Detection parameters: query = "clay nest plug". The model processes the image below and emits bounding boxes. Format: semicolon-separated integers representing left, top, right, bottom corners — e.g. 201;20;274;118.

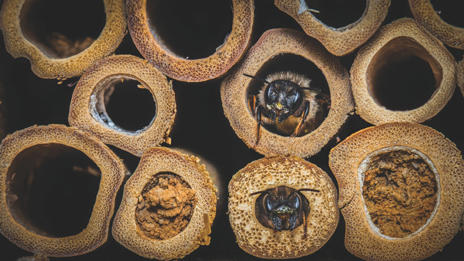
0;125;127;258
69;55;176;157
458;58;464;97
0;0;127;80
351;18;456;125
126;0;254;82
228;156;338;259
274;0;390;56
329;122;464;261
221;28;353;157
409;0;464;50
112;147;217;260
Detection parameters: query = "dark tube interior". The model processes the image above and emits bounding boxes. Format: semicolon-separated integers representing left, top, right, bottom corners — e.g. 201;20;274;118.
367;37;441;111
19;0;106;58
431;0;464;27
146;0;233;59
6;144;101;237
305;0;366;28
103;78;157;132
246;53;330;137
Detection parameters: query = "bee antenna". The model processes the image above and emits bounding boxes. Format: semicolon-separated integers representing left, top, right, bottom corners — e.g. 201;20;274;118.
250;189;268;196
299;86;322;94
243;73;270;84
298;188;320;193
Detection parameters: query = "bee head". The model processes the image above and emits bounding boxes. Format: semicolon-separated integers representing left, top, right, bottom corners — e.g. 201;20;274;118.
264;80;303;122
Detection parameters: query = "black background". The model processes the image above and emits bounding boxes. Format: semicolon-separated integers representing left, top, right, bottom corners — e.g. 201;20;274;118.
0;0;463;260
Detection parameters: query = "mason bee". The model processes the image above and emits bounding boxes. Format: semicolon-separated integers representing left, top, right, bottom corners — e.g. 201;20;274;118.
245;71;330;145
250;186;319;237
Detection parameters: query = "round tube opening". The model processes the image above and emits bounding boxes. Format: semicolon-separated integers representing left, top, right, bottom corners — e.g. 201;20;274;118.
305;0;366;28
430;0;464;27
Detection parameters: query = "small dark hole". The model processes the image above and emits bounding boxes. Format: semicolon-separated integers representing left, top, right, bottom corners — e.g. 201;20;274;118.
146;0;233;59
104;78;156;132
305;0;366;28
368;38;439;111
246;53;330;137
431;0;464;28
19;0;105;58
6;144;101;237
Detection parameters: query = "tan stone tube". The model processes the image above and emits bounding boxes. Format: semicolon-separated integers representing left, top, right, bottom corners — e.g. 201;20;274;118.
69;55;176;157
409;0;464;50
0;0;126;79
0;125;127;258
274;0;390;56
458;58;464;96
351;18;456;125
221;28;353;157
126;0;254;82
329;122;464;261
112;147;217;260
228;156;338;259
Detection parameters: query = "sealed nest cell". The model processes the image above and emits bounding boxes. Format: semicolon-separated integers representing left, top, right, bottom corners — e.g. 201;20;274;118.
68;55;176;157
274;0;390;56
0;125;127;257
228;156;338;259
409;0;464;50
328;122;464;261
351;18;456;125
126;0;254;82
112;147;217;260
0;0;126;79
221;28;353;157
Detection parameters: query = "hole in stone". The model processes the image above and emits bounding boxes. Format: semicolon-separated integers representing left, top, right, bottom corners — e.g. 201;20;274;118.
6;144;101;237
92;76;156;133
367;37;441;111
360;147;438;238
19;0;105;58
305;0;366;28
135;172;196;240
431;0;464;28
246;53;330;137
252;186;315;231
146;0;233;59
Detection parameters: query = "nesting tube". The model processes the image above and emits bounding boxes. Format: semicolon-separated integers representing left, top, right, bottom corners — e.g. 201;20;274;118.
458;58;464;96
126;0;254;82
409;0;464;50
228;156;338;259
0;125;127;257
0;0;126;79
221;28;353;157
274;0;390;56
69;55;176;157
329;122;464;261
351;18;456;125
111;147;217;260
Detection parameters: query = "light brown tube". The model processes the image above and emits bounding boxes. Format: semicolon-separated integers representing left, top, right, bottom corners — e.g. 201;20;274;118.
409;0;464;50
458;58;464;96
0;125;127;257
274;0;390;56
329;122;464;261
112;147;217;260
221;28;353;158
126;0;254;82
0;0;126;79
351;18;456;125
69;55;176;157
228;156;338;259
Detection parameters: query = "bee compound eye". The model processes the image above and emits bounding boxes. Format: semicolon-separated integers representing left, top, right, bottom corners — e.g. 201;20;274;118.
289;193;300;209
264;194;273;211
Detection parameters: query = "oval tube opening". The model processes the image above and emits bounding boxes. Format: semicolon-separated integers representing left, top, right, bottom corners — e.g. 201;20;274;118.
135;172;196;240
19;0;105;58
91;76;157;134
366;37;441;111
305;0;366;28
430;0;464;28
6;144;101;237
359;146;439;239
246;53;330;137
146;0;233;59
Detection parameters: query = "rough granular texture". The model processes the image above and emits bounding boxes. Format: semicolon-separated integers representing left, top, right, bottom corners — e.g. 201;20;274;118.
362;150;437;238
136;173;196;240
